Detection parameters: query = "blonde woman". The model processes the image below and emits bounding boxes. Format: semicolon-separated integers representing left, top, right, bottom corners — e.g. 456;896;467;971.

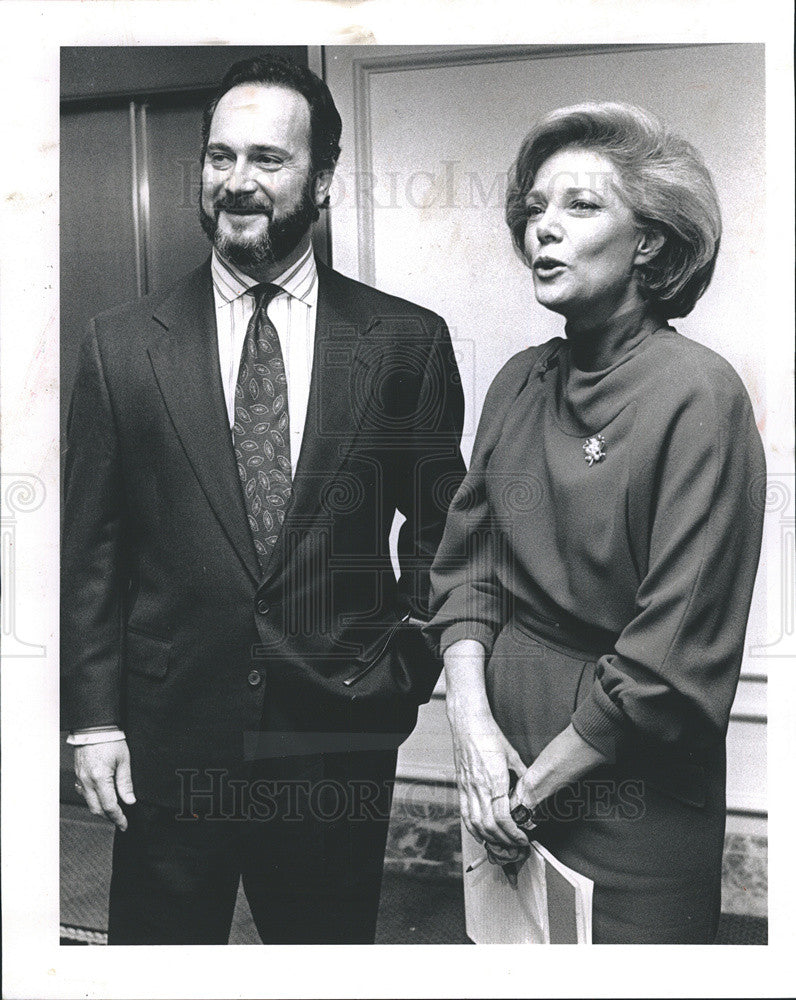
429;103;765;943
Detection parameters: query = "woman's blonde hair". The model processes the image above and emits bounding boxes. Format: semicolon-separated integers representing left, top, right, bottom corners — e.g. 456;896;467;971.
505;102;722;318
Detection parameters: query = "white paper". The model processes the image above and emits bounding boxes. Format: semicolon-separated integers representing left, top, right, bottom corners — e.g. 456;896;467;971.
462;823;593;944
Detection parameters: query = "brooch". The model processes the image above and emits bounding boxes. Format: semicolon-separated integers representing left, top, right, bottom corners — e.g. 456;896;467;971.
583;434;606;466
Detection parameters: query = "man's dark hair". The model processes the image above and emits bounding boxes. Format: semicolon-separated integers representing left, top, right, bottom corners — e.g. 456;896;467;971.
201;56;342;179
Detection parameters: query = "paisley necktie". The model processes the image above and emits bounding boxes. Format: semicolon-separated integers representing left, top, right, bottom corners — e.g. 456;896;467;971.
233;283;292;575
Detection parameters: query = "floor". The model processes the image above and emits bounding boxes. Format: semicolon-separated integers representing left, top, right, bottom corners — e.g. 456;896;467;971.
60;804;766;945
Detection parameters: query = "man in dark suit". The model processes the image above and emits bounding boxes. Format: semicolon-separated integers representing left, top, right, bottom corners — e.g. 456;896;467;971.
62;55;465;945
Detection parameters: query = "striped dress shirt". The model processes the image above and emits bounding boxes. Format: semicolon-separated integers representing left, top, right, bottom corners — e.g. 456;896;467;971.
211;242;318;476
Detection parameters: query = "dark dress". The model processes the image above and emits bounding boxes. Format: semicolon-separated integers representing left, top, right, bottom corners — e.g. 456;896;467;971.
429;324;765;943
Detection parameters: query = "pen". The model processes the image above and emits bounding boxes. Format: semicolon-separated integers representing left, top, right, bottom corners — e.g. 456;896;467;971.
466;843;533;873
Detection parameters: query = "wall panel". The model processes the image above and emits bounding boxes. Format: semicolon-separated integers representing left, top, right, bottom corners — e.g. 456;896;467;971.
60;107;139;435
145;98;210;293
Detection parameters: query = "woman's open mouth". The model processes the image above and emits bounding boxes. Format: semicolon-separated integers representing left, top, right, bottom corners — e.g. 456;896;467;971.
533;256;566;277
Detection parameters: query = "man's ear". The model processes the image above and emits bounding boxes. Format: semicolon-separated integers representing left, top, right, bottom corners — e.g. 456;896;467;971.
634;228;665;266
313;168;335;208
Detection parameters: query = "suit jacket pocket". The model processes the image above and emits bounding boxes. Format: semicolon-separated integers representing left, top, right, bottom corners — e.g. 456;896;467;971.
342;614;442;705
343;614;410;687
125;628;172;680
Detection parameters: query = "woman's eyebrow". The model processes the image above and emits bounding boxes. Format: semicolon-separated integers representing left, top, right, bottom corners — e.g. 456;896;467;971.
526;185;603;200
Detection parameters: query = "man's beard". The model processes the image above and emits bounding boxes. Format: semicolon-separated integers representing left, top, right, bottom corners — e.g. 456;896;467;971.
199;179;318;274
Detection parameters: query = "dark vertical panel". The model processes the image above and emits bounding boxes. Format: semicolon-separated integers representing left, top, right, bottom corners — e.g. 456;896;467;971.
144;97;212;293
60;107;138;430
61;46;309;102
308;45;332;267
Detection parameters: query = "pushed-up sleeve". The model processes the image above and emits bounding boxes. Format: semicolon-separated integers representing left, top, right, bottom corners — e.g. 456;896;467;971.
428;352;532;657
570;371;766;761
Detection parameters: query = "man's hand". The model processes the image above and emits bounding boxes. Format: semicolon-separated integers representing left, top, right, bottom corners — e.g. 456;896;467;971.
74;740;136;831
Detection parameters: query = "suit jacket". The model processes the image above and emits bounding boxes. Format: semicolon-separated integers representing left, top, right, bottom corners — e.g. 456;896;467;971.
62;258;466;807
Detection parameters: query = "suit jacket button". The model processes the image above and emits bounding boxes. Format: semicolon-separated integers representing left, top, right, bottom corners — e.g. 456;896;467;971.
256;600;269;615
248;670;263;688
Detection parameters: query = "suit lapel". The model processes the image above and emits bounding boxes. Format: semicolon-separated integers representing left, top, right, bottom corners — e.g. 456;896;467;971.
147;261;261;584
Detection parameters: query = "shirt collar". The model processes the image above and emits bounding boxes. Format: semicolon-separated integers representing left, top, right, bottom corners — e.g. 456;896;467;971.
211;241;317;306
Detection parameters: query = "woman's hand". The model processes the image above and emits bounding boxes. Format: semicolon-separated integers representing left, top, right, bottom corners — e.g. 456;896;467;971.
449;703;531;849
484;840;531;887
444;639;529;851
509;722;608;819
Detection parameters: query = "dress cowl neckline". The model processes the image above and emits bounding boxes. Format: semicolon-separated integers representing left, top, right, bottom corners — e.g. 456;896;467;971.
551;317;672;436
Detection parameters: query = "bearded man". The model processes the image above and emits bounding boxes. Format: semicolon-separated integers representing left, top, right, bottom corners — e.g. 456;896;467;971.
62;55;465;944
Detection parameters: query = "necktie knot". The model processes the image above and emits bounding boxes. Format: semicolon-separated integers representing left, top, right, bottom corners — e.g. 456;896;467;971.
250;283;282;310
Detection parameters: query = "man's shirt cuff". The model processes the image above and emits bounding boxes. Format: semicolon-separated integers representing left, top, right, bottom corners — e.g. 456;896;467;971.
67;728;126;746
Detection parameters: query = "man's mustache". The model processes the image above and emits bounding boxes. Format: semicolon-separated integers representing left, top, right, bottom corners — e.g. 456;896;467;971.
213;194;274;216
